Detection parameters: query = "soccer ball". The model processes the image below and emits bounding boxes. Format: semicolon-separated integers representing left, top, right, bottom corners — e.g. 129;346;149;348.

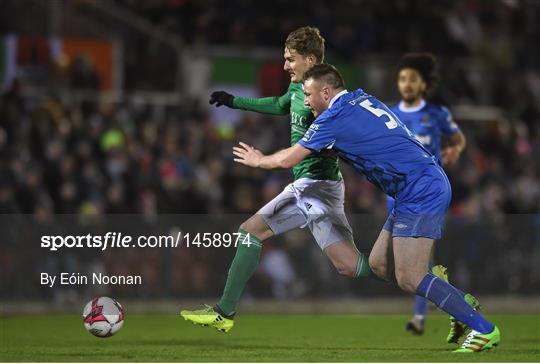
83;297;124;337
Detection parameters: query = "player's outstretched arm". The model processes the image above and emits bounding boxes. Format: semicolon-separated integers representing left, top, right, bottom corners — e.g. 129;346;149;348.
234;92;292;115
209;90;291;116
233;142;311;169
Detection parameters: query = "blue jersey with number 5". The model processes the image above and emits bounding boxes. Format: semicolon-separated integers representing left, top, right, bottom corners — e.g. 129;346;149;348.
299;89;438;198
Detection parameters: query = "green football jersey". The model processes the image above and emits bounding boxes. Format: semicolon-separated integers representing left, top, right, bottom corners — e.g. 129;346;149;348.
233;82;342;181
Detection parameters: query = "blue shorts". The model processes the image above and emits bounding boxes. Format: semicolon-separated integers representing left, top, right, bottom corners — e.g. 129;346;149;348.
383;166;451;239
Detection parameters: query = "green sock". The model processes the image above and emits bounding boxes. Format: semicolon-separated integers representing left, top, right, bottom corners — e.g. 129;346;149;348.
353;252;376;278
217;229;262;315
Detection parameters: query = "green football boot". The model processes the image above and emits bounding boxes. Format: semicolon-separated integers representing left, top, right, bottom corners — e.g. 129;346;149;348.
453;326;500;353
430;265;482;344
446;293;481;343
431;264;449;282
446;293;480;344
180;305;234;333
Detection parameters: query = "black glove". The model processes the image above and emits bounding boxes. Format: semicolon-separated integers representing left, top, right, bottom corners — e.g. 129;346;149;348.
209;91;234;108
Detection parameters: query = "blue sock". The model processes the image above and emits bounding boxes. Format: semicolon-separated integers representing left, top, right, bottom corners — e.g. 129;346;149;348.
413;262;432;317
414;295;428;317
416;273;494;334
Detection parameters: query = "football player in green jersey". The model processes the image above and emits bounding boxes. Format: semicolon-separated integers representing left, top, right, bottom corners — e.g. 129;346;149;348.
181;27;374;333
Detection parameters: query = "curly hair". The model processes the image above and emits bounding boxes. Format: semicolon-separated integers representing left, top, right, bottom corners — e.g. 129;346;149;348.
397;52;439;90
285;26;325;63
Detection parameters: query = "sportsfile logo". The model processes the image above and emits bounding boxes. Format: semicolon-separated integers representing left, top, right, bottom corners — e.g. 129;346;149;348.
40;232;183;251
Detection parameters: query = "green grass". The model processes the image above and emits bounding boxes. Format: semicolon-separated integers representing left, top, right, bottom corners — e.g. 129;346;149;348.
1;314;538;362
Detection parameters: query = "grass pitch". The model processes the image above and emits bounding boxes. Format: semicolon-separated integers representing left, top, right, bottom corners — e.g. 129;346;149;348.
0;313;538;362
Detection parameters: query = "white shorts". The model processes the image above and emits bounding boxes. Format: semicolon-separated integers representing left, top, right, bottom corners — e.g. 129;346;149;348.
258;178;353;250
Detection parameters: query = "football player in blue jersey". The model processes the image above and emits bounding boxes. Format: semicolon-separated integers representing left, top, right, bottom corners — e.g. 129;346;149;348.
391;53;465;166
389;53;469;335
233;64;500;353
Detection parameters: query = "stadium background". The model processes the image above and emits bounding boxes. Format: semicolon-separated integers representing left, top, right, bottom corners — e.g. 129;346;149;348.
0;0;539;313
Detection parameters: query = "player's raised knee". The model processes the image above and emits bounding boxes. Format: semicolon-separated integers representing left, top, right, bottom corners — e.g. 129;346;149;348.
238;220;253;234
368;255;388;280
239;216;273;241
334;262;355;277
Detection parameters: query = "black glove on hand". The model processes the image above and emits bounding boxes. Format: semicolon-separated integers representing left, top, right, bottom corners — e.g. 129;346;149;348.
209;91;234;108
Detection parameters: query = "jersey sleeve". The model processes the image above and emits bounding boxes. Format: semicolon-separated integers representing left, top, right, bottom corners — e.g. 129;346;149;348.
439;106;460;136
298;113;337;153
232;91;291;115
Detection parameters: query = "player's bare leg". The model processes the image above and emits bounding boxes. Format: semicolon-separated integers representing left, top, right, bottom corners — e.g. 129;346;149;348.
392;237;433;294
324;240;372;278
368;229;394;281
239;214;275;241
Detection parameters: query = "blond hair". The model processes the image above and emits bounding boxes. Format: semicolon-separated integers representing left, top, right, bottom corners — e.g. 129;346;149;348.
285;26;325;63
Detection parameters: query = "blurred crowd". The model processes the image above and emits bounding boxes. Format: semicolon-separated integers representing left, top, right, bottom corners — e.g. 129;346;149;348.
1;0;539;300
116;0;536;60
1;81;536;217
115;0;540;98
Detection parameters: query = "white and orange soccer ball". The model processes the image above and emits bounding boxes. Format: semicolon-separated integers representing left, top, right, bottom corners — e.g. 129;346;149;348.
83;297;124;337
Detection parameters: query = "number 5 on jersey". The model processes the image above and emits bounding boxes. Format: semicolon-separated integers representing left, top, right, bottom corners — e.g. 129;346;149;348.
360;99;398;130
